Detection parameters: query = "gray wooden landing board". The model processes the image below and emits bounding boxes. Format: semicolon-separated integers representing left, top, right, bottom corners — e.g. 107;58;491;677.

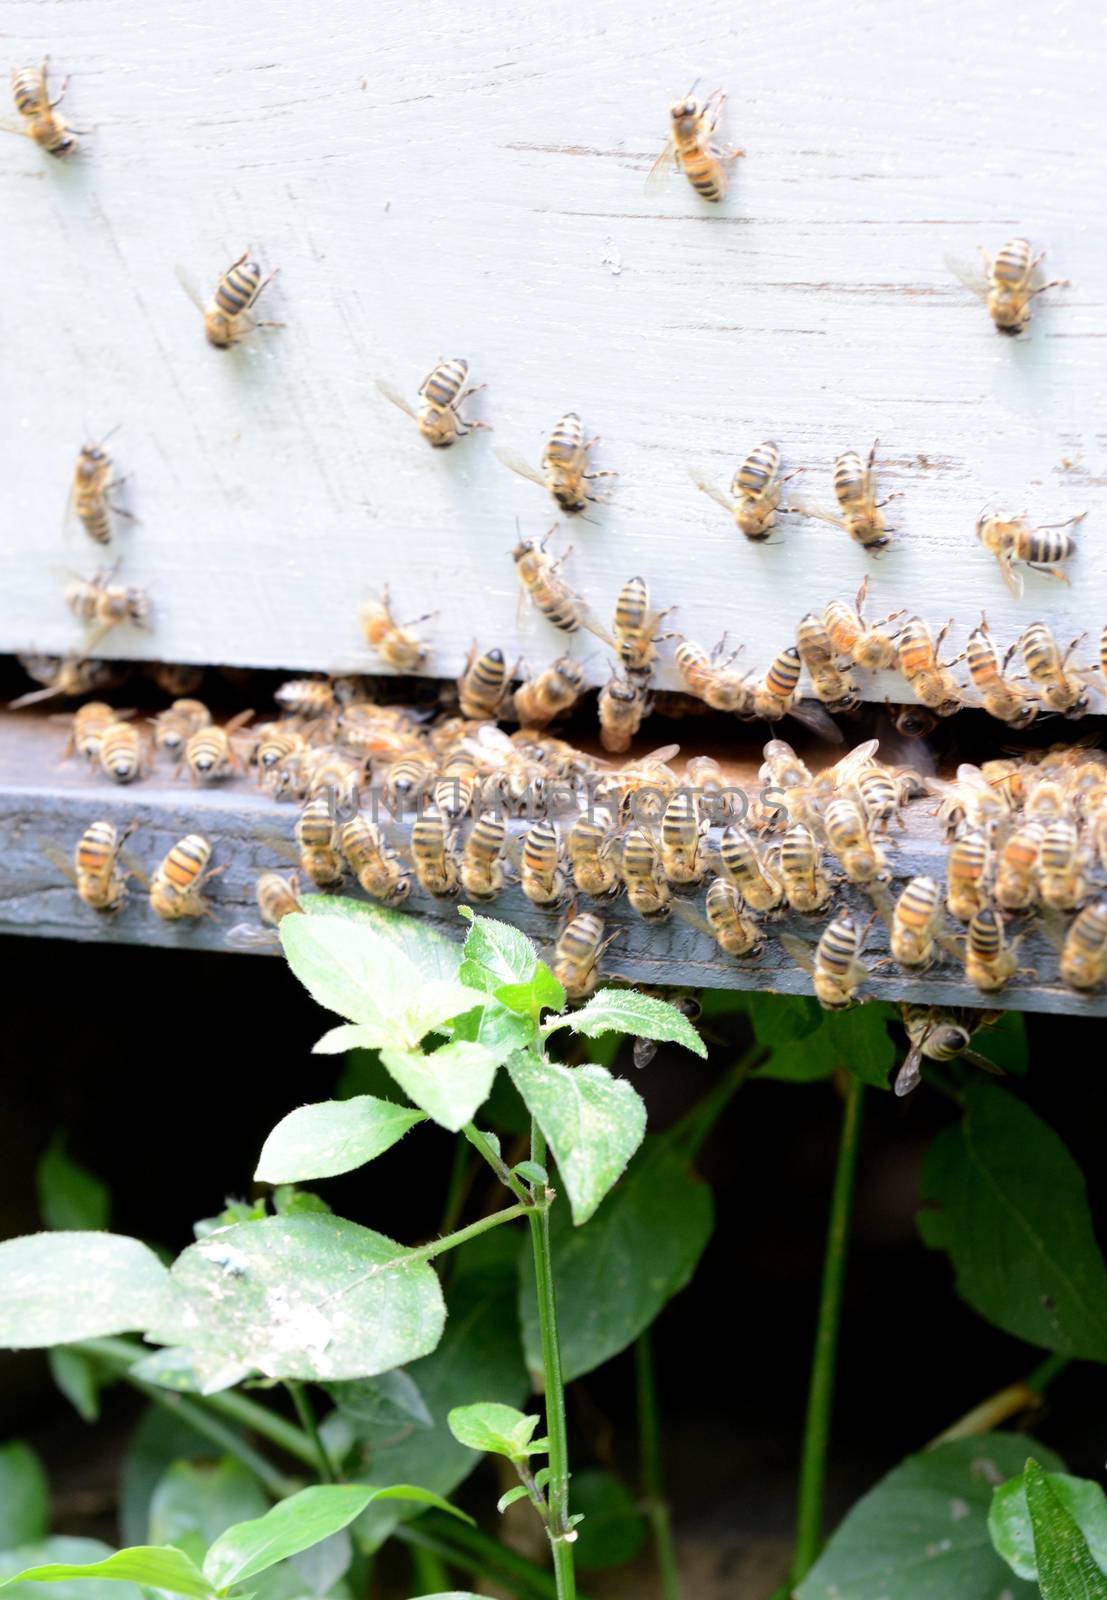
0;713;1103;1018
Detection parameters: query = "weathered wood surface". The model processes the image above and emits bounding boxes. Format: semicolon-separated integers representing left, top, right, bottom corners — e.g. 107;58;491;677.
1;0;1106;705
2;712;1104;1017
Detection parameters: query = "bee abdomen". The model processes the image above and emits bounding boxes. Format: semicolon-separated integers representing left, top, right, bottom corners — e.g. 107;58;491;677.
818;917;858;974
421;359;466;409
76;821;118;876
833;453;865;507
968;908;1002;957
216;260;262;315
163;834;211;890
547;413;583;464
994;238;1032;286
765;646;801;699
736;442;779;498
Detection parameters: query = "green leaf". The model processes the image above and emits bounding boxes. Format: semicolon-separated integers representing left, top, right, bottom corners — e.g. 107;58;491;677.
149;1459;269;1551
1025;1460;1107;1596
270;1186;332;1217
255;1097;427;1185
519;1140;713;1381
0;1542;143;1600
193;1201;266;1240
300;895;463;981
496;1485;531;1514
919;1082;1107;1359
796;1433;1063;1600
148;1216;445;1393
282;914;423;1037
758;1002;895;1087
327;1371;432;1431
36;1138;110;1232
458;909;537;991
507;1056;646;1225
119;1410;220;1547
570;1469;647;1571
203;1484;468;1592
380;1041;500;1132
48;1348;103;1423
745;992;822;1045
342;1232;529;1552
991;1464;1107;1582
495;964;566;1019
0;1234;175;1349
548;990;707;1058
0;1442;49;1548
446;1403;543;1461
130;1347;204;1392
0;1548;212;1600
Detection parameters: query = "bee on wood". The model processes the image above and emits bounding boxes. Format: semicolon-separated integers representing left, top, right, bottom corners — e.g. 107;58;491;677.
520;818;568;907
275;679;336;722
949;237;1068;335
746;647;842;740
512;527;612;644
98;720;146;784
688;877;762;956
567;808;621;899
947;832;991;922
799;442;899;551
796;613;859;712
659;789;708;885
928;764;1011;841
897;618;963;717
882;875;948;969
458;645;512;720
716;825;783;911
823;796;888;884
613;577;674;678
361;589;433;672
598;673;651;754
995;821;1045;911
964;615;1036;727
1020;623;1090;718
648;84;744;202
553;912;618;1000
1036;817;1086;912
42;819;136;913
181;709;254;784
377;358;489;446
618;827;672;918
435;752;479;823
381;752;435;812
496;413;617;514
64;570;153;636
780;911;871;1011
691;442;797;541
410;809;460;897
226;872;305;950
823;578;905;671
1058;900;1107;992
7;58;79;156
674;637;749;712
11;656;121;709
62;701;118;764
964;906;1024;993
894;1005;1002;1097
515;656;587;728
976;510;1083;598
295;797;345;888
461;813;509;901
182;251;282;348
68;432;135;547
150;834;222;920
340;816;410;905
779;823;833;913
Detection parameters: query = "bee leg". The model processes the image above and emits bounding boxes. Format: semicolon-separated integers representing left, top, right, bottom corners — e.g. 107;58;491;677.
49;75;70;107
1036;512;1087;528
1026;563;1072;585
583;469;619;481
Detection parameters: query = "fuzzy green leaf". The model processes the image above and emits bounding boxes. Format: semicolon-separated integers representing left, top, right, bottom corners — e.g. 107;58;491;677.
255;1097;427;1184
47;1349;103;1423
507;1056;646;1224
380;1040;501;1132
0;1234;176;1349
458;909;537;992
446;1403;543;1461
991;1464;1107;1583
548;991;706;1057
300;896;462;981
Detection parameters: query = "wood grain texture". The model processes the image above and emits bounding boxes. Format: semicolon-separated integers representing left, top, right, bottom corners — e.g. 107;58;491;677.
2;711;1104;1016
1;0;1105;708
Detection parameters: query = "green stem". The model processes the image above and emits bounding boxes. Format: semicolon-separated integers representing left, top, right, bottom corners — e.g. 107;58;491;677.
1027;1352;1070;1394
929;1352;1072;1447
287;1382;335;1483
792;1075;865;1584
464;1122;533;1204
528;1117;577;1600
669;1044;765;1161
396;1513;595;1600
635;1329;681;1600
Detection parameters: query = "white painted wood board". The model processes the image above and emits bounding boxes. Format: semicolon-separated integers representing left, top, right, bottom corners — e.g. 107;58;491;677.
2;0;1106;704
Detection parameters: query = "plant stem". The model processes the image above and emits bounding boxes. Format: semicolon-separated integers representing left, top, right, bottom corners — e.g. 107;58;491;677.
792;1074;865;1585
464;1122;533;1204
396;1514;595;1600
528;1117;577;1600
929;1352;1071;1446
287;1381;336;1482
440;1133;476;1236
1027;1352;1070;1394
669;1044;765;1161
410;1542;452;1595
635;1329;681;1600
400;1201;531;1266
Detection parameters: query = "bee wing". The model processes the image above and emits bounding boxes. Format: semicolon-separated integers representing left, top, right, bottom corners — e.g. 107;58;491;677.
641;743;682;765
225;922;281;951
826;738;881;788
945;254;989;301
959;1047;1007;1078
175;266;207;315
258;829;303;869
375;379;419;423
690;472;735;514
788;699;845;744
777;932;817;978
645;136;679;192
786;500;842;528
868;882;896;933
494;446;548;489
10;680;68;709
894;1042;925;1097
119;850;150;888
672;898;716;939
1038;907;1068;955
39;839;78;885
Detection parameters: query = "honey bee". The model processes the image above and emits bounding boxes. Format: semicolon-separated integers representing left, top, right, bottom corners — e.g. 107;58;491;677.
512;528;612;643
691;441;797;540
883;875;947;968
630;992;703;1067
182;709;253;784
779;823;833;913
381;752;435;813
553;912;618;1000
11;655;121;709
295;797;345;887
823;578;905;671
148;662;204;698
340;816;410;905
496;413;617;514
65;570;153;636
461;813;509;900
890;705;940;740
42;819;135;913
435;752;478;823
69;433;134;547
685;755;739;822
598;673;650;754
225;872;306;950
619;828;672;918
521;819;567;907
949;237;1068;335
674;637;749;712
275;679;336;721
796;614;859;712
698;877;763;956
947;832;991;922
376;358;489;447
780;911;870;1011
63;701;118;763
963;615;1036;727
800;442;898;551
7;58;78;156
613;577;674;678
895;1005;1002;1096
410;810;460;897
964;906;1024;993
458;645;512;720
823;796;887;884
745;647;841;739
659;790;708;885
183;252;282;348
567;808;621;899
149;700;208;761
928;763;1010;840
360;589;433;672
608;745;682;821
150;834;222;920
848;758;918;836
1059;900;1107;991
975;510;1082;598
995;821;1045;911
648;84;744;202
514;656;587;728
254;726;310;798
305;748;363;815
896;618;963;717
717;825;783;911
98;720;146;784
1020;623;1090;718
1036;817;1086;911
